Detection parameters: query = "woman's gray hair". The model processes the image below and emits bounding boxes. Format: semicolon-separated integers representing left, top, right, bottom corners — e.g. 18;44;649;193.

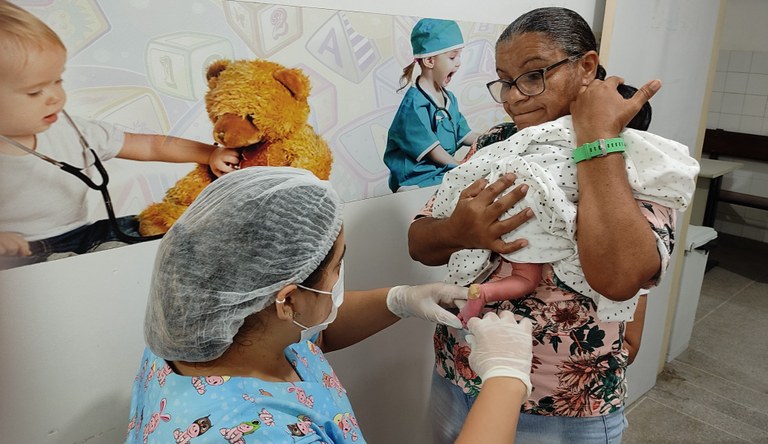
498;7;598;58
498;7;652;131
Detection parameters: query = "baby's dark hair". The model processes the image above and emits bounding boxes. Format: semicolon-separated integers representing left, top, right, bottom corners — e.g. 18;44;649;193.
499;7;652;130
602;66;652;131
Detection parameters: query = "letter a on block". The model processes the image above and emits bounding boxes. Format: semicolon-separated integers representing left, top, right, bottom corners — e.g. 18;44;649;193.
307;11;380;84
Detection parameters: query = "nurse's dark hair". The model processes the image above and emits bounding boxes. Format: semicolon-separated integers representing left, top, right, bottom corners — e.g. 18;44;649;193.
499;7;651;130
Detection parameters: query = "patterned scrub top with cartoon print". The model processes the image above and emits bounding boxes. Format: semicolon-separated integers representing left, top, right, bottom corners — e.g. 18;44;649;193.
127;341;365;444
416;177;677;418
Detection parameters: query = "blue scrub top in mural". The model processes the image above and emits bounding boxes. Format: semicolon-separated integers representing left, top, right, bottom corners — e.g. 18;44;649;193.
384;86;471;192
127;341;365;443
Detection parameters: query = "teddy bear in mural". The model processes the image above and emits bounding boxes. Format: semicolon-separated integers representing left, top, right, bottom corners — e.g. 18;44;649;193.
137;58;334;236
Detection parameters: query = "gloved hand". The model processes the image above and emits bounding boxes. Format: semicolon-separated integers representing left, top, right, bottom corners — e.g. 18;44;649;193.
465;311;533;397
386;283;468;329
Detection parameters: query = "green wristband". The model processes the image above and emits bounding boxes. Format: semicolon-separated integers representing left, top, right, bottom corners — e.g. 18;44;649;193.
572;137;625;163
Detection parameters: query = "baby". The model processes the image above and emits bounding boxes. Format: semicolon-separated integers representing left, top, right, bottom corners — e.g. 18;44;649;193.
0;1;239;268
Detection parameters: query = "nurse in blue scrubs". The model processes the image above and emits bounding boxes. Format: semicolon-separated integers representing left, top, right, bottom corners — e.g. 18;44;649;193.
128;167;534;443
384;18;479;192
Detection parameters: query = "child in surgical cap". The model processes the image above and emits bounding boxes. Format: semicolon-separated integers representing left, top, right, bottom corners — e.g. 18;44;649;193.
383;18;480;193
128;166;534;442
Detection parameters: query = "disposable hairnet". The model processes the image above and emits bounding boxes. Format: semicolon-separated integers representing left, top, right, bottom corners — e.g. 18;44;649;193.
144;166;344;362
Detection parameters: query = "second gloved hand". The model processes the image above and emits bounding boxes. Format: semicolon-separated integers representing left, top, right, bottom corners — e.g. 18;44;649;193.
386;283;468;329
465;311;533;397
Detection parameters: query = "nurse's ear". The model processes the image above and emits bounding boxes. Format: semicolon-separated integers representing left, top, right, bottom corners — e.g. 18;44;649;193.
275;284;298;321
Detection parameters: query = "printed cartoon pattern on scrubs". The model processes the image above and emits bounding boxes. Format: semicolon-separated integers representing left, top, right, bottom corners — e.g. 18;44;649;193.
127;341;365;443
384;85;470;192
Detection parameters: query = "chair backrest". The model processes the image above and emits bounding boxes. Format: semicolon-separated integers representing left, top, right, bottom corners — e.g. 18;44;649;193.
702;129;768;162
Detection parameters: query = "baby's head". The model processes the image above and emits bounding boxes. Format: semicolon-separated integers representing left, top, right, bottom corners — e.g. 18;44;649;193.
0;1;65;71
399;18;465;90
0;1;67;139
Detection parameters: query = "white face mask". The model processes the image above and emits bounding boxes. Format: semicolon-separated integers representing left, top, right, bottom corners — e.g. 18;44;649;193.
293;261;344;343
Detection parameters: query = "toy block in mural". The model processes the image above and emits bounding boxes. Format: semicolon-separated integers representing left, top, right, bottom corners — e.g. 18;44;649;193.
306;11;380;84
31;0;109;57
330;108;395;200
223;2;302;57
373;58;408;112
67;86;170;134
146;32;235;100
392;15;419;70
296;64;339;134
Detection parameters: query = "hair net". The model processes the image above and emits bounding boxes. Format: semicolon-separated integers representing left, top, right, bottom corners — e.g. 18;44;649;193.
144;166;344;362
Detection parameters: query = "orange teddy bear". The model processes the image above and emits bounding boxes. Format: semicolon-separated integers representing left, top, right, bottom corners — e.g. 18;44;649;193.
137;59;333;236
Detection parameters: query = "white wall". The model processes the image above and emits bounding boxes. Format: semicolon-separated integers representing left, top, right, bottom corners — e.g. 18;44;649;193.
601;0;722;402
247;0;600;25
0;242;157;443
719;0;768;51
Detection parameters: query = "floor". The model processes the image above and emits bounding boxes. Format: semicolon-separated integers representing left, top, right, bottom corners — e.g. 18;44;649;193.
623;233;768;443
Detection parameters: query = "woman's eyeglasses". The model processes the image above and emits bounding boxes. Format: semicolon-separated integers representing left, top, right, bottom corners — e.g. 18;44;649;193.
486;54;583;103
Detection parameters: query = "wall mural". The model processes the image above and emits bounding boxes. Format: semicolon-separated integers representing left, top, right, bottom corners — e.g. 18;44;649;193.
21;0;509;215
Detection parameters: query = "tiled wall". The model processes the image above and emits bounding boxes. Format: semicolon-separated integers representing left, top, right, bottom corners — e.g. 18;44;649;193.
706;50;768;242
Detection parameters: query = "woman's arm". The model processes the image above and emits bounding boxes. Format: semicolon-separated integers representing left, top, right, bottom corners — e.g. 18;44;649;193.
624;294;648;365
456;377;527;444
571;77;663;300
408;174;533;265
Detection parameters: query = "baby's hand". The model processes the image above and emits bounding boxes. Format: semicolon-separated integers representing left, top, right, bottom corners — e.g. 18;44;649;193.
208;146;241;177
0;232;31;257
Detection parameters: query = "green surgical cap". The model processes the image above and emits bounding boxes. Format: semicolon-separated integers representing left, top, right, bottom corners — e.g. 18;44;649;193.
411;18;464;58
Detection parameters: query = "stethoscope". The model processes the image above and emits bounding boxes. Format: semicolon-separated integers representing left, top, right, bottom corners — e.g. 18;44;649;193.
0;110;163;244
415;78;459;149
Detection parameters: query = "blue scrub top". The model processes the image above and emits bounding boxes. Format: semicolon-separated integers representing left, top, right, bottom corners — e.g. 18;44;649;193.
127;342;365;443
384;85;471;192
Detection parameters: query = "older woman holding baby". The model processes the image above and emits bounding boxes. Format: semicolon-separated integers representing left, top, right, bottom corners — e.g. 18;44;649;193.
408;7;697;443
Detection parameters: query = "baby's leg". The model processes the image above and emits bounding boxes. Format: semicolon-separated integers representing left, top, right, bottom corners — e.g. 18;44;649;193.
457;284;487;327
457;262;542;327
477;262;542;303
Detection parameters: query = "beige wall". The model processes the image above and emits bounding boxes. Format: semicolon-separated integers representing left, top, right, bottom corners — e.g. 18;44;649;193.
720;0;768;50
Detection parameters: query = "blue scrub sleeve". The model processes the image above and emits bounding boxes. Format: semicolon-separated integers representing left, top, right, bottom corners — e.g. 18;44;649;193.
456;112;472;144
446;91;472;144
391;102;440;160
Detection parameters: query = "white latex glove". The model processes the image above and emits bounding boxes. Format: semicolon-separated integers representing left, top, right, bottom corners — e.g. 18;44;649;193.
465;311;533;397
386;283;468;329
